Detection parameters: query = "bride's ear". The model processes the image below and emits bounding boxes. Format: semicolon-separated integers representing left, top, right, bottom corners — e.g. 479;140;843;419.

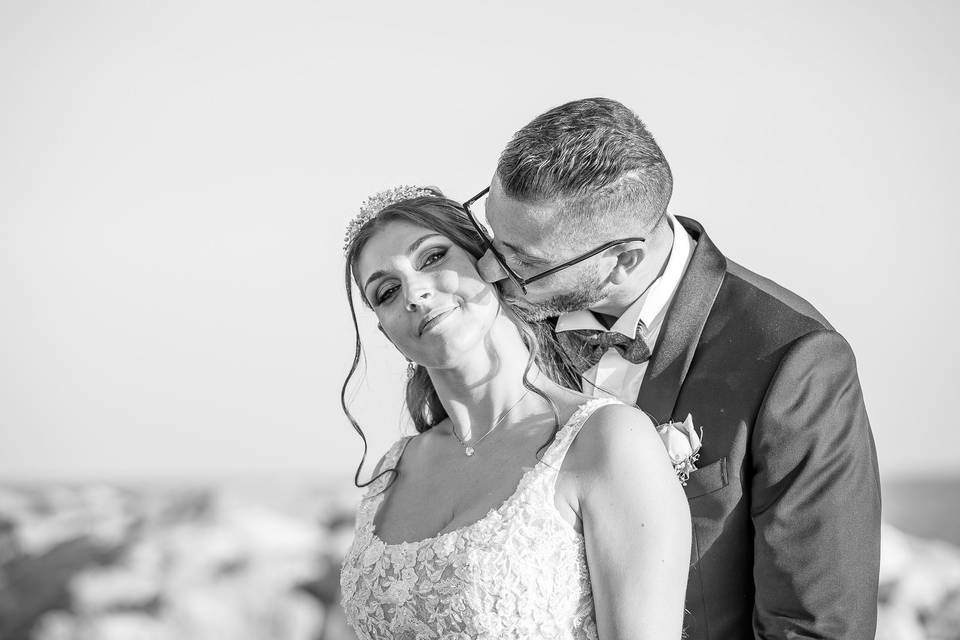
608;244;646;285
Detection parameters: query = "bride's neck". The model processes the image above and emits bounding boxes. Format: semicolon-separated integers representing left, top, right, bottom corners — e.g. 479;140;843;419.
427;317;540;442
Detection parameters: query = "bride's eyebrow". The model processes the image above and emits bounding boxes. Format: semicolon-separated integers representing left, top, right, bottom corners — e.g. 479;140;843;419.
408;233;443;255
363;233;445;292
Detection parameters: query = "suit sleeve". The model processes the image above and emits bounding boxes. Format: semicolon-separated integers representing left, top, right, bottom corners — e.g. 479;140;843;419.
751;330;881;639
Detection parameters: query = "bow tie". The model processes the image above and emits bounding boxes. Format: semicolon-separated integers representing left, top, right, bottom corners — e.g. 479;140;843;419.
556;329;652;373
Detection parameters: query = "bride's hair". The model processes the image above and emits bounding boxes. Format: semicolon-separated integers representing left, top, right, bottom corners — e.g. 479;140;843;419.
342;190;580;489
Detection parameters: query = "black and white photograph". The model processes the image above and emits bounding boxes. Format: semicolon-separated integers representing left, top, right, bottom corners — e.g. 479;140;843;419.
1;1;958;639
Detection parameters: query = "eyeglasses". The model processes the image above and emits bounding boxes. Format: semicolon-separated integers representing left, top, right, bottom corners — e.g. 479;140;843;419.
462;187;645;295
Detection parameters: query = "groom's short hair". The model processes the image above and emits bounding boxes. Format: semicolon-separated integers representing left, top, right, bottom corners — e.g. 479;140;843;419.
497;98;672;234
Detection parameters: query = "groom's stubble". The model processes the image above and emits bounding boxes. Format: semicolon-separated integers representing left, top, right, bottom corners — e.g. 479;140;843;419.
500;262;609;323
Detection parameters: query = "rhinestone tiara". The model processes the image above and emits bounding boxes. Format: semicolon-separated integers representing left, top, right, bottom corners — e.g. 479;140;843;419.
343;185;436;254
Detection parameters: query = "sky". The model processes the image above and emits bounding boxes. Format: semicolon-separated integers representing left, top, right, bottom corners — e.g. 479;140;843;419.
1;0;958;483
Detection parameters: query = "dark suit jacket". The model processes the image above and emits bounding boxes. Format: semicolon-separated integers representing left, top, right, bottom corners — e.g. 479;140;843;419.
631;217;881;639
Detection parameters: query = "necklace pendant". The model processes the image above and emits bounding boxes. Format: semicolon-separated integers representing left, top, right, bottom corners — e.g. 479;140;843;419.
464;446;475;457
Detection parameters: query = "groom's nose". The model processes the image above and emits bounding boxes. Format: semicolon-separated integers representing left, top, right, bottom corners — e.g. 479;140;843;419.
477;249;508;284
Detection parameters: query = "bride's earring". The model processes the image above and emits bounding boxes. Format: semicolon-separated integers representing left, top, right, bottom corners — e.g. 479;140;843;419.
406;359;417;380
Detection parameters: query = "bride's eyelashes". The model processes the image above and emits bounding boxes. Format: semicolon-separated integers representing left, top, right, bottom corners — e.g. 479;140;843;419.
373;248;449;306
374;285;399;306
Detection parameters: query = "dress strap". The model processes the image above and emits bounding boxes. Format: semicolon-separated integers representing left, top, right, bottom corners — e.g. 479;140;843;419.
539;397;622;470
362;435;413;500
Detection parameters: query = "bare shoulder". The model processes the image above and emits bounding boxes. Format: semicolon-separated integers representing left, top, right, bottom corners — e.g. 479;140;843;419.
585;401;656;433
567;402;660;462
371;429;433;476
386;427;443;468
563;401;676;489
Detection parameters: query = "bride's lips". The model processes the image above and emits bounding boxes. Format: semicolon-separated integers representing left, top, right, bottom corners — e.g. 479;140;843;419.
418;305;460;336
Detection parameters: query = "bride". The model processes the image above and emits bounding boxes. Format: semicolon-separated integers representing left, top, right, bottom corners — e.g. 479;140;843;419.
339;186;690;639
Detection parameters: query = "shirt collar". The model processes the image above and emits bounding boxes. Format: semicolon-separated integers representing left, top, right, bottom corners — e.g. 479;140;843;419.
554;213;692;338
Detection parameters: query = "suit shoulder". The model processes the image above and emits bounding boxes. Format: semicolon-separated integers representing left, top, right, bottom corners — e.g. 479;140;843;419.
680;217;833;340
724;259;833;331
680;218;847;366
775;328;859;374
691;258;846;370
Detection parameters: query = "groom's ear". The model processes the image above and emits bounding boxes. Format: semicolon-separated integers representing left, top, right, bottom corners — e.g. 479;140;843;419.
608;245;646;285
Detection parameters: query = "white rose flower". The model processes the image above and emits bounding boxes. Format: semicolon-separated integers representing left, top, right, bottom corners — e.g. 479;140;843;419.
655;414;703;485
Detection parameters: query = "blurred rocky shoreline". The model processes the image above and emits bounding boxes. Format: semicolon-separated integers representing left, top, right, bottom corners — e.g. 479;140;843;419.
0;482;957;640
0;482;359;640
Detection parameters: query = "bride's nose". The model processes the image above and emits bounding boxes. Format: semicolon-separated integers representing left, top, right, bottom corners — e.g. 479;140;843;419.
404;286;433;312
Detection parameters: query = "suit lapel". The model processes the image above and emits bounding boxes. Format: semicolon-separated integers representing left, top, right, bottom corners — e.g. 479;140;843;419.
636;216;727;423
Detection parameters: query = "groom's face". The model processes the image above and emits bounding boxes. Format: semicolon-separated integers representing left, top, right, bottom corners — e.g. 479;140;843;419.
477;179;609;321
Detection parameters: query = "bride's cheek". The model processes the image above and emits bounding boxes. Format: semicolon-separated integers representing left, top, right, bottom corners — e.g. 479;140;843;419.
435;269;463;294
377;312;403;344
456;268;493;298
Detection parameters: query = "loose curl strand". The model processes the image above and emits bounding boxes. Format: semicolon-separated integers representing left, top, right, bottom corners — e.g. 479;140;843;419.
341;261;399;490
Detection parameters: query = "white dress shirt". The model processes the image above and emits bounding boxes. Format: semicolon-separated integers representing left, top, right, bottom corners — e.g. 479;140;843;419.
554;214;696;404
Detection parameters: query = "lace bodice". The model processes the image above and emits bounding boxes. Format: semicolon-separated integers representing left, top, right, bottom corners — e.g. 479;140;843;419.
340;398;619;640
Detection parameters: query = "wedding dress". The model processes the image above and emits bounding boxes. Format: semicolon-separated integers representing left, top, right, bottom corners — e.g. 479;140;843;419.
340;397;619;640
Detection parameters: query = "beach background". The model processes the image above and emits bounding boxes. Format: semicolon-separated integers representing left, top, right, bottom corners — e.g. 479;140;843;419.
2;0;959;638
0;478;958;640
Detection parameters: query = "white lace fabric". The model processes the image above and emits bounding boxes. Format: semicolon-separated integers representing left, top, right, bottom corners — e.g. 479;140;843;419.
340;397;619;640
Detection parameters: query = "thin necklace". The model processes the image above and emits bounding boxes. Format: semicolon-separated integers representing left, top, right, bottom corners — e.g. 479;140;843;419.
451;389;531;457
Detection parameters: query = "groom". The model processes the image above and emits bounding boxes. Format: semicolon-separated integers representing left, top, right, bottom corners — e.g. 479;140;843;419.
470;98;881;639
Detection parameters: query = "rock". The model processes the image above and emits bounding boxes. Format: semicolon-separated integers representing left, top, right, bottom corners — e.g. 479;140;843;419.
879;523;960;639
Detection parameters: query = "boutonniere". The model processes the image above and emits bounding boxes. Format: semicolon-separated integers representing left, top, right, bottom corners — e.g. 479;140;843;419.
656;414;703;485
